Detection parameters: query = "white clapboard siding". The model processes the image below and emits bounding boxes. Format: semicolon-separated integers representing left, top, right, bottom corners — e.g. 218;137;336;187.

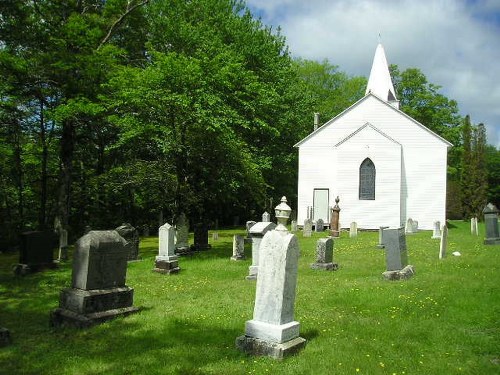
296;94;451;230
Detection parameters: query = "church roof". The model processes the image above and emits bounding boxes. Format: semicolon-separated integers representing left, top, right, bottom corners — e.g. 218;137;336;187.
365;43;398;104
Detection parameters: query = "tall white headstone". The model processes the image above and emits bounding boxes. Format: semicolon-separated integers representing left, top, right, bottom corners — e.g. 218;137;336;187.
349;222;358;238
471;217;479;236
431;221;441;239
231;234;245;261
439;224;448;260
154;223;180;274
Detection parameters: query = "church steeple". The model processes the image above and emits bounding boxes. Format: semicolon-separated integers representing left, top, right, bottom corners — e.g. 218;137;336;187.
365;43;399;109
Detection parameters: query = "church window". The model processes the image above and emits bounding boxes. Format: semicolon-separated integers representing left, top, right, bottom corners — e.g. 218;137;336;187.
359;158;376;200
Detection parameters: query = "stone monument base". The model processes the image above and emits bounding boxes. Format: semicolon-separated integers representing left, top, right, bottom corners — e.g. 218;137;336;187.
231;254;245;261
50;286;139;328
382;265;415;281
376;244;385;249
310;262;338;271
190;244;212;251
246;265;258;280
153;259;180;274
236;335;306;360
484;238;500;245
0;327;11;347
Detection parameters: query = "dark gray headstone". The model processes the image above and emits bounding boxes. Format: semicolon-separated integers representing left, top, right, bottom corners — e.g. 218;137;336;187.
192;223;211;251
310;237;338;271
0;327;11;347
15;231;57;275
483;203;500;245
315;219;325;232
384;228;408;271
115;223;140;261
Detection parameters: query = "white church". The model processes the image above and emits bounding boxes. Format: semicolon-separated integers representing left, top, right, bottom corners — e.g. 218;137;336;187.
295;43;452;230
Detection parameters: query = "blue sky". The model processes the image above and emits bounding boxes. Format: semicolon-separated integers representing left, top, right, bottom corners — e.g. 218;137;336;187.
245;0;500;148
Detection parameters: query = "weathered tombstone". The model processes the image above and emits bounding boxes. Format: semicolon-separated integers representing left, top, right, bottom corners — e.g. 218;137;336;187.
377;226;389;248
439;224;448;259
315;218;324;232
50;231;139;328
192;222;211;251
14;231;57;275
329;196;341;237
412;220;419;232
0;327;11;347
115;223;140;261
231;235;245;261
483;203;500;245
236;197;305;359
405;218;415;234
58;229;69;261
431;221;441;239
246;222;276;280
349;222;358;238
382;228;414;280
212;232;219;241
262;211;271;222
471;217;478;236
175;213;190;254
153;223;180;274
310;237;338;270
302;219;313;238
290;220;298;232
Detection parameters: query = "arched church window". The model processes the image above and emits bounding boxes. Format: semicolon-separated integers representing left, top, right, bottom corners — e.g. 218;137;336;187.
359;158;376;200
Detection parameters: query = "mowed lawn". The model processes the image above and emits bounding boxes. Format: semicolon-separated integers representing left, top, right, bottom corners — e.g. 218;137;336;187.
0;220;499;374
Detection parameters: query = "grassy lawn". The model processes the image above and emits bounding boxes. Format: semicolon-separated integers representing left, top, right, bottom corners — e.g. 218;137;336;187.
1;220;499;374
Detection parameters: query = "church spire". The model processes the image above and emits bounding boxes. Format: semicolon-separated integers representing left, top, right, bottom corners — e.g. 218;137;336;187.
365;43;399;109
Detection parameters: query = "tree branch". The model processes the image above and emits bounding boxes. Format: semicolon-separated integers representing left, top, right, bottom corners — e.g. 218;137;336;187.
97;0;149;51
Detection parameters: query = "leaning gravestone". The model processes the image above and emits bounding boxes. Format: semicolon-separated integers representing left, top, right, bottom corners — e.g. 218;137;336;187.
302;219;313;238
192;223;211;251
349;222;358;238
50;231;139;328
153;223;180;274
246;222;276;280
115;223;140;261
377;226;389;249
231;235;245;261
483;203;500;245
439;224;448;259
236;197;305;359
431;221;441;239
14;231;57;275
315;218;324;232
382;228;414;280
310;237;338;271
175;213;190;254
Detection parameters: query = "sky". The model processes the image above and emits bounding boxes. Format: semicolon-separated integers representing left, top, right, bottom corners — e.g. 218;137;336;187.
245;0;500;148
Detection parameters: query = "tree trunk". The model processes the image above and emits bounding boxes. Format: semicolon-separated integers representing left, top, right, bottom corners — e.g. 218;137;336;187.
58;119;75;228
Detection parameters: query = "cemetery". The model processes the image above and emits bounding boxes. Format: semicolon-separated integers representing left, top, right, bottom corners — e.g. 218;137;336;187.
0;219;499;373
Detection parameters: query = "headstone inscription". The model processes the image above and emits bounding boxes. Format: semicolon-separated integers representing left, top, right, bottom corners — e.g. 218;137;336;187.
115;223;140;261
50;231;139;328
329;196;341;237
431;221;441;239
14;231;57;275
349;222;358;238
310;237;338;270
439;224;448;259
231;235;245;261
315;218;324;232
483;203;500;245
246;222;276;280
153;223;180;274
192;222;211;251
377;226;389;248
382;228;415;280
175;213;190;254
236;197;305;359
302;219;313;238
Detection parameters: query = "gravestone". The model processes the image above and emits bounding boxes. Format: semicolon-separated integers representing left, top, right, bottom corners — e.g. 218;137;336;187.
329;197;341;237
14;231;57;275
262;211;271;222
290;220;298;232
302;219;313;238
236;198;305;359
246;222;276;280
431;221;441;239
439;224;448;259
231;235;245;261
310;237;338;270
377;226;389;248
405;218;416;234
58;229;69;261
382;228;414;280
0;327;11;347
471;217;479;236
50;231;139;328
315;218;324;232
115;223;140;261
483;203;500;245
153;223;180;274
413;220;419;232
245;221;257;244
212;232;219;241
175;213;190;254
349;222;358;238
192;223;211;251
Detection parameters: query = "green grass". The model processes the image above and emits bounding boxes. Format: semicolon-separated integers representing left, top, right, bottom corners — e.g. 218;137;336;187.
1;221;499;374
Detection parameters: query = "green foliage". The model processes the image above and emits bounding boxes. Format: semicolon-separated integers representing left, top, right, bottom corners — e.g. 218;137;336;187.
0;223;499;374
